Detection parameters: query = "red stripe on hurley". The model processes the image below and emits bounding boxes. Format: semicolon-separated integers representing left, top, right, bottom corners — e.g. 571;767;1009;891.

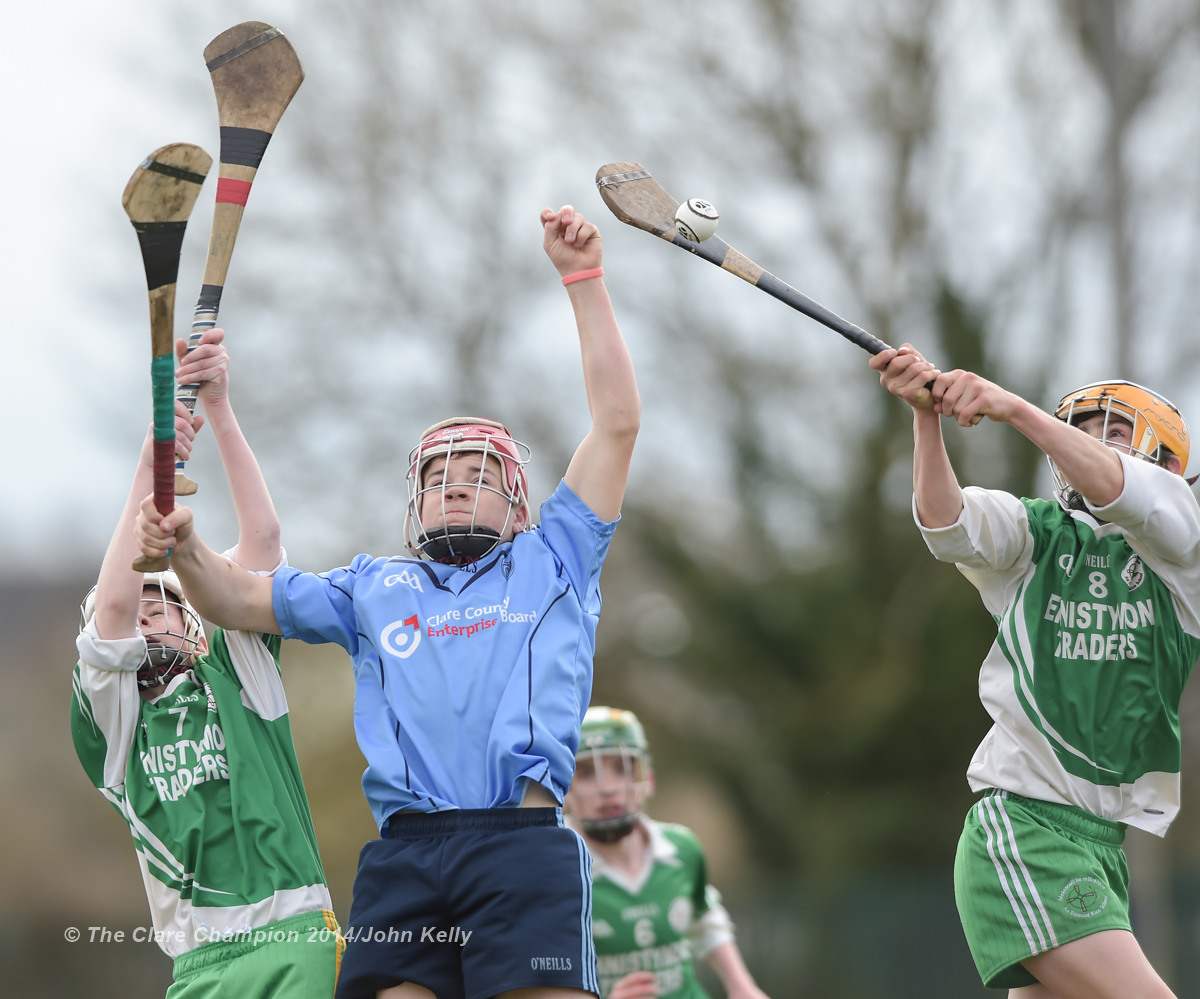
216;178;253;206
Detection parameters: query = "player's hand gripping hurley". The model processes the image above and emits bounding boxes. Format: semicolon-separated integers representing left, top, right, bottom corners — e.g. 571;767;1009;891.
122;143;212;571
175;21;304;495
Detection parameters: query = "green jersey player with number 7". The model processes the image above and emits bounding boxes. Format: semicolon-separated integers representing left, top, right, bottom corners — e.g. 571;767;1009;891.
872;345;1200;999
71;329;342;998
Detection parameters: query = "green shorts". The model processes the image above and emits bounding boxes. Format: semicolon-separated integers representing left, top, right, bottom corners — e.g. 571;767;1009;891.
954;790;1130;990
167;909;343;999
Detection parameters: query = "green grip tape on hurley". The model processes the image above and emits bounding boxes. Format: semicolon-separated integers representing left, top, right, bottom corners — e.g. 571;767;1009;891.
151;353;176;442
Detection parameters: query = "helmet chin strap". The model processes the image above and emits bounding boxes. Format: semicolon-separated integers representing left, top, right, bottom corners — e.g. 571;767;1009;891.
420;525;503;565
1065;490;1089;513
580;813;640;843
138;644;192;689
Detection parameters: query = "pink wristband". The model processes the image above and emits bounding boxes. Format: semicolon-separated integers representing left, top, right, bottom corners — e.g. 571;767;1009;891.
561;267;604;286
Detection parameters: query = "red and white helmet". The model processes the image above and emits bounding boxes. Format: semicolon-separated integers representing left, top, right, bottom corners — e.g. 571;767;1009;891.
404;417;532;563
80;570;206;689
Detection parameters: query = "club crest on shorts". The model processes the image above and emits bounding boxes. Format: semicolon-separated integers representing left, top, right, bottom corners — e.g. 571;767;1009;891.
1122;554;1145;592
1058;876;1109;918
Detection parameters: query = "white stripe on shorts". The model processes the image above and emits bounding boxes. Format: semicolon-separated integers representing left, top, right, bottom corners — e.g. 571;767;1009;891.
978;793;1059;954
574;830;599;995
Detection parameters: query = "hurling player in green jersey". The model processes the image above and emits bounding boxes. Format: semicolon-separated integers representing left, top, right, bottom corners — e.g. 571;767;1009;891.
872;345;1200;999
565;707;771;999
73;329;341;997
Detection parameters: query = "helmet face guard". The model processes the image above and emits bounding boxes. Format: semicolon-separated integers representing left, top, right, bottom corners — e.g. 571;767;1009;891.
1050;380;1190;510
573;706;652;843
81;570;206;689
404;418;531;564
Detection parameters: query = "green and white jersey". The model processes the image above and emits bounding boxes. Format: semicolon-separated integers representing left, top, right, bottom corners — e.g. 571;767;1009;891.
920;452;1200;835
586;817;734;999
71;619;332;957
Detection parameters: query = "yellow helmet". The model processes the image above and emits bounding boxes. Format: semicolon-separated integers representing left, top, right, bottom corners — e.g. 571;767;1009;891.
1051;380;1189;507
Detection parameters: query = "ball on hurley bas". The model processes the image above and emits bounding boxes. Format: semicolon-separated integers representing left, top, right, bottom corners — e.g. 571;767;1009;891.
674;198;719;242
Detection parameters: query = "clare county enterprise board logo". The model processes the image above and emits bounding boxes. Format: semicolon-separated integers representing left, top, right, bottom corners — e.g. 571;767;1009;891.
380;615;422;658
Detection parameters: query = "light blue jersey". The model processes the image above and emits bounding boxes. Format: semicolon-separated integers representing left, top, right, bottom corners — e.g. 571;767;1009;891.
273;479;617;828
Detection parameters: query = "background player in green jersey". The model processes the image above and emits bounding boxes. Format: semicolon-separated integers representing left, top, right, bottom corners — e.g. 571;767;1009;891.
72;328;342;998
565;707;771;999
871;345;1200;999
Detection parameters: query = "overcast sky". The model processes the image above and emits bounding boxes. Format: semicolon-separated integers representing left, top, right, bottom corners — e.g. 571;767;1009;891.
0;2;308;577
9;1;1200;583
0;1;786;579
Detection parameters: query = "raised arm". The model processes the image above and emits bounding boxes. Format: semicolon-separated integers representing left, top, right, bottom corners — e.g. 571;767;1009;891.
541;205;641;522
871;345;1127;520
136;497;280;635
931;364;1125;507
91;406;204;640
175;327;281;571
138;327;280;634
991;393;1125;507
870;345;965;528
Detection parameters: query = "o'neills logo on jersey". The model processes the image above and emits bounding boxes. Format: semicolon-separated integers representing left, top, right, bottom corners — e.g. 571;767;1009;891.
530;956;573;971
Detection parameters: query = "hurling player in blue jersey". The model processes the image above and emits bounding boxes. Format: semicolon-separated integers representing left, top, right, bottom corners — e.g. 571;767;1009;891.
136;204;640;999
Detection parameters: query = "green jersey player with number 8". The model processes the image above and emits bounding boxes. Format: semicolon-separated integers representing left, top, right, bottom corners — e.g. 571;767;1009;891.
872;345;1200;999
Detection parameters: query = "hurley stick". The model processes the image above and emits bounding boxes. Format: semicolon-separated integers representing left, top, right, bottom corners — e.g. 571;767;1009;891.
176;21;304;494
596;162;891;355
122;143;212;571
594;161;960;415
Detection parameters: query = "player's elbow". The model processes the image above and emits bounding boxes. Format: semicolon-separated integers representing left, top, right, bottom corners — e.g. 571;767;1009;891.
607;391;642;444
604;417;640;464
256;522;284;565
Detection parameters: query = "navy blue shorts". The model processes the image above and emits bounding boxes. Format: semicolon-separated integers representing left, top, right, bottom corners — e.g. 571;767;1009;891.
335;807;598;999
